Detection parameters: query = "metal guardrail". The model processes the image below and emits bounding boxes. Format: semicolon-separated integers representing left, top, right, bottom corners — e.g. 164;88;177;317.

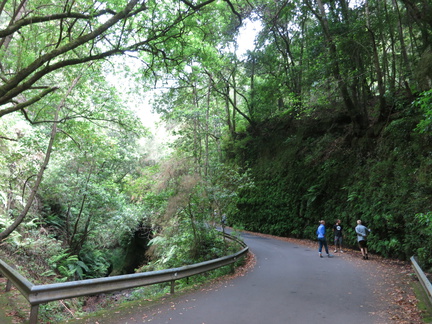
410;256;432;306
0;231;248;324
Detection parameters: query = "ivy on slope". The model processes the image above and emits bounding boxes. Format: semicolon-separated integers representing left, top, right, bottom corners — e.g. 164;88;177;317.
229;111;432;271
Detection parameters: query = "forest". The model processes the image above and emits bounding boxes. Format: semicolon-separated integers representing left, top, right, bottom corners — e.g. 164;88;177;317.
1;0;432;321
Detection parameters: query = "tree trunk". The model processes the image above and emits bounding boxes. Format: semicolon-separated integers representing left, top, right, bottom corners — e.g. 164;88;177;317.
365;0;387;123
0;0;27;51
312;0;368;135
400;0;432;48
204;77;210;177
0;103;59;241
0;75;81;241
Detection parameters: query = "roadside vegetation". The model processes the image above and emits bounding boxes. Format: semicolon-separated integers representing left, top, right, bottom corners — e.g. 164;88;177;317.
1;0;432;322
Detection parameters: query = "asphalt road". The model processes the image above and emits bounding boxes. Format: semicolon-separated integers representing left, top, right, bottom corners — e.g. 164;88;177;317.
70;231;383;324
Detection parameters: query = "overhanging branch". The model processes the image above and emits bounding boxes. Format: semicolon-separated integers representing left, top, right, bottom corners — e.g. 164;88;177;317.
0;87;58;118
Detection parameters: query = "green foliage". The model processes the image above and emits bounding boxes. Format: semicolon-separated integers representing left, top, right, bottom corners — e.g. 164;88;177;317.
142;221;234;271
415;90;432;133
229;108;432;265
44;252;89;282
77;247;111;279
405;212;432;272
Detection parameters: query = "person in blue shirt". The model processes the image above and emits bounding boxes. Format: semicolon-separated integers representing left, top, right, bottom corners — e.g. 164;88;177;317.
316;220;332;258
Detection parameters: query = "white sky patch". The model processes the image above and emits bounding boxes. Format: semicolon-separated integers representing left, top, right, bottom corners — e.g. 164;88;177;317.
236;18;263;57
349;0;364;9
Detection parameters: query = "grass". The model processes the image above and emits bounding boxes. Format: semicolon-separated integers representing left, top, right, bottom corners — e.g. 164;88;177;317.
411;279;432;323
0;279;31;323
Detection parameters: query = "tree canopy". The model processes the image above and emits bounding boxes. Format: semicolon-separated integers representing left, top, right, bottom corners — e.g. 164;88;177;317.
0;0;243;240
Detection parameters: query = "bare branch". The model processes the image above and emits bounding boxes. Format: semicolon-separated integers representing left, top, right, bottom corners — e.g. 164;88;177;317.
0;10;117;38
0;0;142;105
0;70;86;241
0;135;18;142
0;87;58;117
179;0;216;11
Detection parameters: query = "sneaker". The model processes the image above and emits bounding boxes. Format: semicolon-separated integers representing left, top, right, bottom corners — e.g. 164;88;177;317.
320;254;323;258
340;250;344;253
363;256;366;260
334;250;337;253
327;254;333;258
366;255;369;260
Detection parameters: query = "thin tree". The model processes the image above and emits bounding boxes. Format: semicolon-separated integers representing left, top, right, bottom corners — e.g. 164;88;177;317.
0;75;81;241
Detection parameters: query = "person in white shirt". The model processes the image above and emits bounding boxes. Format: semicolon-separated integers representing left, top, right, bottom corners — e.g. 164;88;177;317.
355;220;371;260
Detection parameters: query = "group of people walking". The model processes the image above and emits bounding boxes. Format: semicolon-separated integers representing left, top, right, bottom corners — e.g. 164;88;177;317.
316;219;371;259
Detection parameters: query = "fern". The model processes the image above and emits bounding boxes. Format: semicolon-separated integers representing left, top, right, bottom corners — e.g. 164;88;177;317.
47;252;91;281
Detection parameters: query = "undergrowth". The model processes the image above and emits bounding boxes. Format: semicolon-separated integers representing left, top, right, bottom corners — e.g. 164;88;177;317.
0;237;246;323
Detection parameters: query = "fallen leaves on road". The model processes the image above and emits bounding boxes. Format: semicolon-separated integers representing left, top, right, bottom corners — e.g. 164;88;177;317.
240;229;425;323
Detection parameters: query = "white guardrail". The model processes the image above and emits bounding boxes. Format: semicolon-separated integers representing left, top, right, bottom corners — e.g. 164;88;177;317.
0;232;248;324
410;256;432;306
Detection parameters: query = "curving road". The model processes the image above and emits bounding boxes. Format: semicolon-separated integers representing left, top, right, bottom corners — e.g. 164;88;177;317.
70;231;384;324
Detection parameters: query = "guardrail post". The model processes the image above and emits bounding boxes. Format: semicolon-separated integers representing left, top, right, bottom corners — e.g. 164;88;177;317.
6;279;12;292
230;256;237;273
29;304;39;324
170;280;175;294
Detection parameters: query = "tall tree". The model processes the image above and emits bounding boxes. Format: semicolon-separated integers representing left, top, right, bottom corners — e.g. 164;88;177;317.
0;0;242;240
0;0;241;119
306;0;368;134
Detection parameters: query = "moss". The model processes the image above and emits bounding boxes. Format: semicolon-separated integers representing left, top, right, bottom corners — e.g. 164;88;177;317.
0;280;30;323
0;297;14;324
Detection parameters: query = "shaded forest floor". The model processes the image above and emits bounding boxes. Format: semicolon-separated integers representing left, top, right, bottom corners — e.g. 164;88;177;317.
1;230;431;323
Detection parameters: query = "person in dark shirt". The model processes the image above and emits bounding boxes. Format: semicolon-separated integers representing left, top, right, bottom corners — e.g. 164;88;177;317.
333;219;344;253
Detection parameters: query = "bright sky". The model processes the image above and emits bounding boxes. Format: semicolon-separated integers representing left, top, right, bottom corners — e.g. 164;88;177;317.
236;18;263;57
